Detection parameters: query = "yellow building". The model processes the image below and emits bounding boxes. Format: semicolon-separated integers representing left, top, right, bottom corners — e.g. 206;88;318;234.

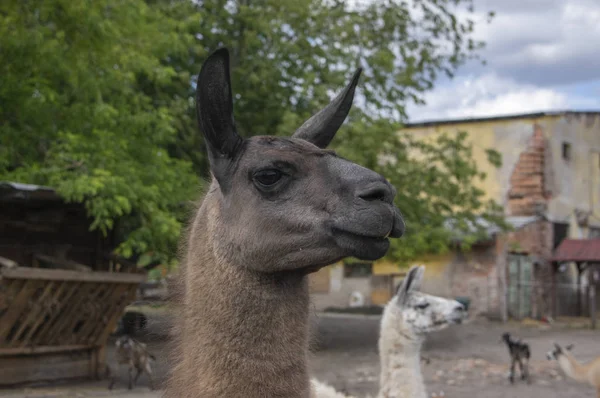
310;111;600;319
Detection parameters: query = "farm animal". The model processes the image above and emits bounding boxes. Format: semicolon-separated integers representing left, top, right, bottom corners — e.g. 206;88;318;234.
312;265;467;398
163;47;404;398
108;335;155;390
501;332;531;384
547;343;600;397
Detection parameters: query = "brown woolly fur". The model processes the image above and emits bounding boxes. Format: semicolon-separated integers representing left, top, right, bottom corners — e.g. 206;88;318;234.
163;48;404;398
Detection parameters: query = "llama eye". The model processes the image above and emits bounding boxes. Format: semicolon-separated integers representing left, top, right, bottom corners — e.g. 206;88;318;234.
415;303;430;310
253;169;283;187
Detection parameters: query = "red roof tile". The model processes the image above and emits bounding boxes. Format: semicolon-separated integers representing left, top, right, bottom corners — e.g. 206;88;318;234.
551;239;600;262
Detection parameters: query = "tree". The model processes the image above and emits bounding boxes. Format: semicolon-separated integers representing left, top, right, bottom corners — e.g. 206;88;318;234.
179;0;502;263
0;0;202;269
1;0;499;270
335;121;505;264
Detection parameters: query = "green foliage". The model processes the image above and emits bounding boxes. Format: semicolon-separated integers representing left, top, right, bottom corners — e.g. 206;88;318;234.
0;0;200;265
336;123;505;264
1;0;500;270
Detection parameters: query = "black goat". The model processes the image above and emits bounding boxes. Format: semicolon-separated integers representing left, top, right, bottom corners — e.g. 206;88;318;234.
501;332;531;384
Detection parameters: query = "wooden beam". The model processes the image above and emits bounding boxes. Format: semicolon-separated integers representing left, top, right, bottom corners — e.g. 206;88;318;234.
577;262;583;316
0;256;18;269
0;344;92;356
33;254;92;273
0;280;39;343
0;267;146;284
551;262;557;318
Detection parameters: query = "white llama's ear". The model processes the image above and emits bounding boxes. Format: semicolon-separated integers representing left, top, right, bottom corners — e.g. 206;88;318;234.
395;265;424;306
410;265;425;291
554;342;562;352
292;68;362;148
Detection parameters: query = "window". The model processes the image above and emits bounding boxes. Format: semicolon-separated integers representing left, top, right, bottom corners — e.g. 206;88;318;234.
562;142;571;161
343;261;372;278
553;222;569;249
590;227;600;239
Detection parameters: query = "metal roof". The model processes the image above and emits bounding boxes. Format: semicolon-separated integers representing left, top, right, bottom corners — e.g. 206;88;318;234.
444;215;539;242
404;110;600;128
0;181;61;202
551;239;600;262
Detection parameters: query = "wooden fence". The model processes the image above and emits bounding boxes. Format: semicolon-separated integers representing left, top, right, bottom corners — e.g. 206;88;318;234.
0;266;145;385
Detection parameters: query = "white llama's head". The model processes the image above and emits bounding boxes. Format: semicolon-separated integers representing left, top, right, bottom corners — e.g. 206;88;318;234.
546;342;574;360
390;265;466;336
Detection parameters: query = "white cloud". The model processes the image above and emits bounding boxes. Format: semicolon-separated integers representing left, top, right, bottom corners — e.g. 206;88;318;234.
464;0;600;86
406;0;600;121
407;73;600;123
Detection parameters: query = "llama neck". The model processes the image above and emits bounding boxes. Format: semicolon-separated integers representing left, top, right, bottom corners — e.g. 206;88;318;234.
558;354;587;383
377;310;426;398
166;198;311;398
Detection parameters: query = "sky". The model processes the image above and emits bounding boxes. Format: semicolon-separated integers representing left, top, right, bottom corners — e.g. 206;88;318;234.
405;0;600;123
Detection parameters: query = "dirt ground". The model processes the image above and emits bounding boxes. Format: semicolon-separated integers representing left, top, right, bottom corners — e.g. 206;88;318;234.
1;313;599;398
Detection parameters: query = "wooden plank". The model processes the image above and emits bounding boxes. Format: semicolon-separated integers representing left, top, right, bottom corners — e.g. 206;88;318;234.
95;286;137;346
34;254;92;273
46;282;99;345
1;267;146;284
71;283;115;344
0;280;39;344
591;284;597;330
11;281;56;345
0;344;92;355
89;284;131;344
80;284;125;343
0;354;92;385
31;282;79;345
18;281;66;346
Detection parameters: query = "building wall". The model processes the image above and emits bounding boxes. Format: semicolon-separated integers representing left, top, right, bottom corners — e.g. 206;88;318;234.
309;263;371;311
399;113;600;319
401;113;600;228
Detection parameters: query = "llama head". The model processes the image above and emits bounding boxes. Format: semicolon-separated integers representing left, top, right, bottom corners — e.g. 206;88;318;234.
390;265;466;336
195;48;404;273
547;342;574;360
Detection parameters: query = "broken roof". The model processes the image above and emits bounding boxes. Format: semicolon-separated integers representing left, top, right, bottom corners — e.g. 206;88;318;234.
551;238;600;263
444;215;539;242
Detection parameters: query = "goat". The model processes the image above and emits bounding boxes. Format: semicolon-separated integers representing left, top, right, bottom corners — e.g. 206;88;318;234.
108;335;155;390
501;332;531;384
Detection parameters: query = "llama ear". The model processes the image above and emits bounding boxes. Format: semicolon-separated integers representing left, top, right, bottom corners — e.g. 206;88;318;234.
292;69;362;148
395;265;422;306
196;48;244;188
410;265;425;291
554;343;562;352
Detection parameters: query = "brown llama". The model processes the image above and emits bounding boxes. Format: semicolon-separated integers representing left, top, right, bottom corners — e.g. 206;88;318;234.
163;48;405;398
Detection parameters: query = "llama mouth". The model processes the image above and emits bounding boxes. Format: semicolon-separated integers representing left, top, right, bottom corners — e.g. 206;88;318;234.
333;228;391;242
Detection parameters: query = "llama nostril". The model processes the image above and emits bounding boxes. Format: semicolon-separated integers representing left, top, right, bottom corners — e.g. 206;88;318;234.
358;184;391;203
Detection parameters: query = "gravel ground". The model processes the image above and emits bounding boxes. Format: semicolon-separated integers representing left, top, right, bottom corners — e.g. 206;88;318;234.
1;313;599;398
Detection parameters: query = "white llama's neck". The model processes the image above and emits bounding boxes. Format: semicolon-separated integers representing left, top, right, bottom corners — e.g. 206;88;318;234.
377;307;426;398
558;354;587;383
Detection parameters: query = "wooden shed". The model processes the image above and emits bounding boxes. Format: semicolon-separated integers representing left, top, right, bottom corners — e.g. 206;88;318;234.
0;182;145;385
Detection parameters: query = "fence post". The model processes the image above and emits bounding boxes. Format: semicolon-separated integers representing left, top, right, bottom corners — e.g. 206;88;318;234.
591;284;597;330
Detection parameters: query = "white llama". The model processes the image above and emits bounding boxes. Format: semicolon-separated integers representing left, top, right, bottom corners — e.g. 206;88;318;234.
312;265;466;398
547;343;600;398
